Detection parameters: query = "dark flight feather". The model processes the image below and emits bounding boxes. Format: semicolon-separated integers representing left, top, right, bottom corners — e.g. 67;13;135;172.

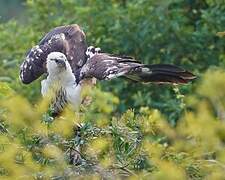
125;64;196;84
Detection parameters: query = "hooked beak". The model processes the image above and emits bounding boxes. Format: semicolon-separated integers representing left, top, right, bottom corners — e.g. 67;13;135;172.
54;59;66;68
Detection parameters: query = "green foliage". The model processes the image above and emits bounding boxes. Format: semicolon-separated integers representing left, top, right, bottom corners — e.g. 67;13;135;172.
1;0;225;122
0;0;225;179
0;71;225;179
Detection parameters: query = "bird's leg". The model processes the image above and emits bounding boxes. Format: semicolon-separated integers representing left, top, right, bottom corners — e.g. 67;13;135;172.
69;123;84;165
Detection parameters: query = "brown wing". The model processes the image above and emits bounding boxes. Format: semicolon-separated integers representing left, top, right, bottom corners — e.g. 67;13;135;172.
80;53;142;80
20;24;87;84
80;53;196;84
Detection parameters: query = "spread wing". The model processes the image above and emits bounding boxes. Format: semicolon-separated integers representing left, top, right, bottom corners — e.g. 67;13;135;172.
20;24;87;84
80;53;142;80
80;53;196;84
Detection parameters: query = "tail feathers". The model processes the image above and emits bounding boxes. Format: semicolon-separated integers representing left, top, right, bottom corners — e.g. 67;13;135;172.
126;64;196;84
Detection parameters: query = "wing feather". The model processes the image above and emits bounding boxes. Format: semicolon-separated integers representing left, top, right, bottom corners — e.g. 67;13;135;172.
20;24;87;84
80;53;196;84
80;53;141;80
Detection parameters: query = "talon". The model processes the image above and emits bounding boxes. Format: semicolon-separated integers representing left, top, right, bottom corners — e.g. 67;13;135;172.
69;148;83;165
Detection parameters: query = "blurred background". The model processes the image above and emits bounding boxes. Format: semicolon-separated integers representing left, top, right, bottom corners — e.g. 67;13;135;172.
0;0;25;22
0;0;225;124
0;1;225;179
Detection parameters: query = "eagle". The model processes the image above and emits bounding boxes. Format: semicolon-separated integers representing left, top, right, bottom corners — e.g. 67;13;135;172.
19;24;195;165
20;24;195;116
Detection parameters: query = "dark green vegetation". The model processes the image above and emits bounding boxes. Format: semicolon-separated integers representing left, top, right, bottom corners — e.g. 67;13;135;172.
0;0;25;22
0;0;225;179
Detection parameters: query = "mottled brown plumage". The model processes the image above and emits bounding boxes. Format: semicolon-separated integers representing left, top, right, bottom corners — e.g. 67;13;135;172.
20;24;87;84
20;24;196;86
80;53;196;84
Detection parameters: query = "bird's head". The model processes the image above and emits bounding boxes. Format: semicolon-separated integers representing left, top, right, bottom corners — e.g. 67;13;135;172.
86;46;101;60
46;52;69;74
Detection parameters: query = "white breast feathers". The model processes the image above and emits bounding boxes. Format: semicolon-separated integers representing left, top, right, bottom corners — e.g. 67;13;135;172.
41;52;82;113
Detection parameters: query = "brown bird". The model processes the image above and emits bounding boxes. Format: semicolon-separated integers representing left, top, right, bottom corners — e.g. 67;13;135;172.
19;24;195;116
19;24;196;164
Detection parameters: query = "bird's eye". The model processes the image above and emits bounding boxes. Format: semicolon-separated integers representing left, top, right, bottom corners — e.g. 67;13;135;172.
55;59;59;63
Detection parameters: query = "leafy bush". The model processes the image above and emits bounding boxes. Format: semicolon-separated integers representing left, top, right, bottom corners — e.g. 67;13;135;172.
0;0;225;179
1;0;225;123
0;69;225;179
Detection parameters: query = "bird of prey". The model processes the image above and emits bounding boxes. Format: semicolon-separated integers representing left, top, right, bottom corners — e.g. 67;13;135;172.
20;24;196;116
